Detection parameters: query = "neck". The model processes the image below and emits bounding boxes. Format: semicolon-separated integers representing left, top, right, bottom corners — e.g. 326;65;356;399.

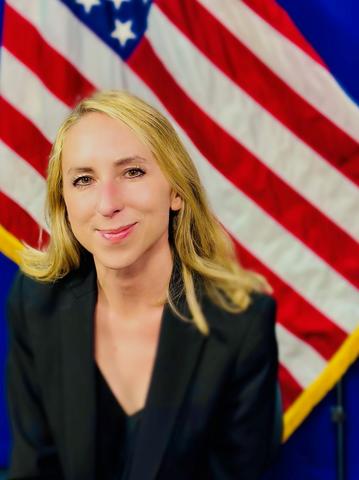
94;244;174;320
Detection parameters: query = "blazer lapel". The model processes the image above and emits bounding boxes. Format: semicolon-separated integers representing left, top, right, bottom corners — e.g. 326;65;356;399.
127;297;207;480
60;261;97;480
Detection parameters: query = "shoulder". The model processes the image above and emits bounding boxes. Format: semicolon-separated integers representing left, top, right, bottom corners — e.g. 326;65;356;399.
7;269;72;313
205;291;276;333
6;265;95;357
7;252;97;306
203;292;277;358
6;265;92;337
6;271;64;343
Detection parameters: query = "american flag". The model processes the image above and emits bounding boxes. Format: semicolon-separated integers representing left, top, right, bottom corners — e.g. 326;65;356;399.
1;0;358;442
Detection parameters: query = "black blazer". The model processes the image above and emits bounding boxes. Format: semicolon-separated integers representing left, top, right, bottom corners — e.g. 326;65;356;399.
6;258;279;480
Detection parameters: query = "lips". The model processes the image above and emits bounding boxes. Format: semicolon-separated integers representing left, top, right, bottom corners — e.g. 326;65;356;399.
97;222;137;243
98;223;137;235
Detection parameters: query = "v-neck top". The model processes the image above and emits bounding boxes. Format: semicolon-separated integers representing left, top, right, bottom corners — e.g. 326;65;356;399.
95;364;144;480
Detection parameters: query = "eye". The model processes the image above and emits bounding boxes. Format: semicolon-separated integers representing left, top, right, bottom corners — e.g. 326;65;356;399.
124;167;145;178
72;175;93;187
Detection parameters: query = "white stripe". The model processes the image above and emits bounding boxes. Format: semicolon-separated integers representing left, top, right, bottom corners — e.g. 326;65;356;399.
276;324;326;388
0;48;69;142
0;141;48;231
198;0;359;142
147;6;359;243
4;0;358;334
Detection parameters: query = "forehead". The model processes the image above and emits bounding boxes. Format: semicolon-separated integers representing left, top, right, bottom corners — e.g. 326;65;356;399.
61;112;154;165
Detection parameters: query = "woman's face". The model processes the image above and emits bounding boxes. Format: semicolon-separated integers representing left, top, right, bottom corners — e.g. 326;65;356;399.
61;112;182;272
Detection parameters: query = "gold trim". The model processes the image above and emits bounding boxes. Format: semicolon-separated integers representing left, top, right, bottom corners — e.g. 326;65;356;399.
0;225;23;264
283;326;359;441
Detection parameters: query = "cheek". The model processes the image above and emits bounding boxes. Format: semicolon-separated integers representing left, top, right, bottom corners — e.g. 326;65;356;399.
134;181;172;211
64;192;93;226
138;192;172;226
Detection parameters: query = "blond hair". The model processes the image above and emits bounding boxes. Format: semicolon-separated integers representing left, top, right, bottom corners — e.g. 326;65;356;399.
21;90;271;335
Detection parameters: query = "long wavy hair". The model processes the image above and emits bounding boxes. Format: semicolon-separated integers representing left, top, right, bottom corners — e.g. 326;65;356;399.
21;90;271;335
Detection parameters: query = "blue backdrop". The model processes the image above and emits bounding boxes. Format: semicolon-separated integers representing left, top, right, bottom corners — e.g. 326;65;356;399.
0;254;16;467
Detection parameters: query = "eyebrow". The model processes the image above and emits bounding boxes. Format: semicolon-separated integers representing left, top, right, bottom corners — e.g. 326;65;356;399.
66;156;149;175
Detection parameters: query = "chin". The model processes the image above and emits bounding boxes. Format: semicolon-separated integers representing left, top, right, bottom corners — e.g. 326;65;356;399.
92;251;139;271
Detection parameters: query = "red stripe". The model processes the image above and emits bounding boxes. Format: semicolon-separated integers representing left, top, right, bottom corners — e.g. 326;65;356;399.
3;3;95;107
157;0;359;184
129;39;359;291
279;364;303;411
242;0;326;67
0;97;50;177
0;193;49;249
232;239;347;361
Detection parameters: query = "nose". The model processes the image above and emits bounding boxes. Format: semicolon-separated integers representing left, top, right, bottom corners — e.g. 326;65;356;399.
96;179;123;217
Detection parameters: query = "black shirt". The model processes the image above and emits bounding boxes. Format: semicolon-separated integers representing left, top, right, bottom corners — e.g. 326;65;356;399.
96;365;143;480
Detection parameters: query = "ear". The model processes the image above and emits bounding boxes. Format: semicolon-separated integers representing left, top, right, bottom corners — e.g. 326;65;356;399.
170;190;182;211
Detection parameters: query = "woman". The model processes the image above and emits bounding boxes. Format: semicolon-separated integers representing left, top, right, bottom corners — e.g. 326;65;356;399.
6;90;280;480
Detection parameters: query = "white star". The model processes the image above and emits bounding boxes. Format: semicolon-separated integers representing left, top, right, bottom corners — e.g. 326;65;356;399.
76;0;101;14
111;18;136;47
108;0;131;9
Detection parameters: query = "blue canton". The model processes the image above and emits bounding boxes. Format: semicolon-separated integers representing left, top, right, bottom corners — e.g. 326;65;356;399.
60;0;153;60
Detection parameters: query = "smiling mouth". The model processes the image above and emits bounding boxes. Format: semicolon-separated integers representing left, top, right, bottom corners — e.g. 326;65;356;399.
98;222;137;234
97;223;137;242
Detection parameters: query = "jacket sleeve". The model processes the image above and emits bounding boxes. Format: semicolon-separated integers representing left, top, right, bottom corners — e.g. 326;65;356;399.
207;295;281;480
6;272;64;480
